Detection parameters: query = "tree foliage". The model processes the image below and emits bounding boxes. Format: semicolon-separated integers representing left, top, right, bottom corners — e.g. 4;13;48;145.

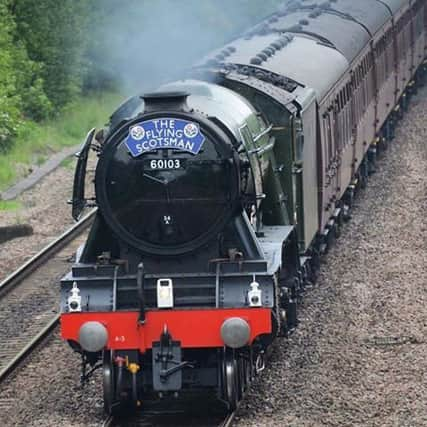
0;0;25;149
13;0;91;110
0;0;282;152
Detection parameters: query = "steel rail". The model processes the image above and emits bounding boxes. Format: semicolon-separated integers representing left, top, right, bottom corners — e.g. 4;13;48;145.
0;209;96;382
0;209;96;298
219;411;236;427
101;415;113;427
101;410;236;427
0;315;59;382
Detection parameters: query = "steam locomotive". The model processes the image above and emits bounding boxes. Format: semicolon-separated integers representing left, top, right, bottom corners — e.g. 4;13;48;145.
60;0;427;414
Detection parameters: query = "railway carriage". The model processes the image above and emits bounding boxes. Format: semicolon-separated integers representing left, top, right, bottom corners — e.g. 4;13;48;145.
60;0;427;414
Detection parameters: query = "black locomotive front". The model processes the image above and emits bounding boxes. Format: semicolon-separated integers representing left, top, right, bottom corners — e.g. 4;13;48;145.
62;85;283;413
95;92;241;255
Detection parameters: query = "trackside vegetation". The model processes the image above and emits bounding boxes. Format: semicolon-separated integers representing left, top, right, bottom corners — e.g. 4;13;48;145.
0;93;122;192
0;0;281;190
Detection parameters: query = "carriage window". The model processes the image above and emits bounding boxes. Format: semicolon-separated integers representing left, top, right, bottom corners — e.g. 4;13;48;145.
346;82;351;99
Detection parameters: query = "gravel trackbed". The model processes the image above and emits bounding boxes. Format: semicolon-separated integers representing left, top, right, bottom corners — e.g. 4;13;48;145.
0;88;426;426
233;87;427;426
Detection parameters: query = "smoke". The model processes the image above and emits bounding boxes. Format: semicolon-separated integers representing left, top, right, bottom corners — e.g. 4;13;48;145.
89;0;283;94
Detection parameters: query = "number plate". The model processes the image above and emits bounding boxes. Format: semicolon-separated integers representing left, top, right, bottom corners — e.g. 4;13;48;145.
145;159;186;170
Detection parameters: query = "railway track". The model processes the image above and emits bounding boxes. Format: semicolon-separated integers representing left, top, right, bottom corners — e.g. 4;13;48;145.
0;210;95;383
102;408;236;427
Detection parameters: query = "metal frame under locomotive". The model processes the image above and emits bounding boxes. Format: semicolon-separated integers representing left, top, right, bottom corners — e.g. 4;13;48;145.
60;0;427;415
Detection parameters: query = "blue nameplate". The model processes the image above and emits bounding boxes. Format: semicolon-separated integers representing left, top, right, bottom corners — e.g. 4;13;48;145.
125;118;205;157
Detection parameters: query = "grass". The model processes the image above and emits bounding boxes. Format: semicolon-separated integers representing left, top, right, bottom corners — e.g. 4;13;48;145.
0;91;123;192
0;200;21;211
60;156;76;170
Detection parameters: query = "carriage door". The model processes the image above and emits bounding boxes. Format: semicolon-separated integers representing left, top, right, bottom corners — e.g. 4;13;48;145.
295;94;319;251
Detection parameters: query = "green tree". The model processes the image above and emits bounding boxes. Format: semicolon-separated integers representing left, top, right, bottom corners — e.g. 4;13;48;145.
0;0;55;152
13;0;91;110
0;0;25;151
